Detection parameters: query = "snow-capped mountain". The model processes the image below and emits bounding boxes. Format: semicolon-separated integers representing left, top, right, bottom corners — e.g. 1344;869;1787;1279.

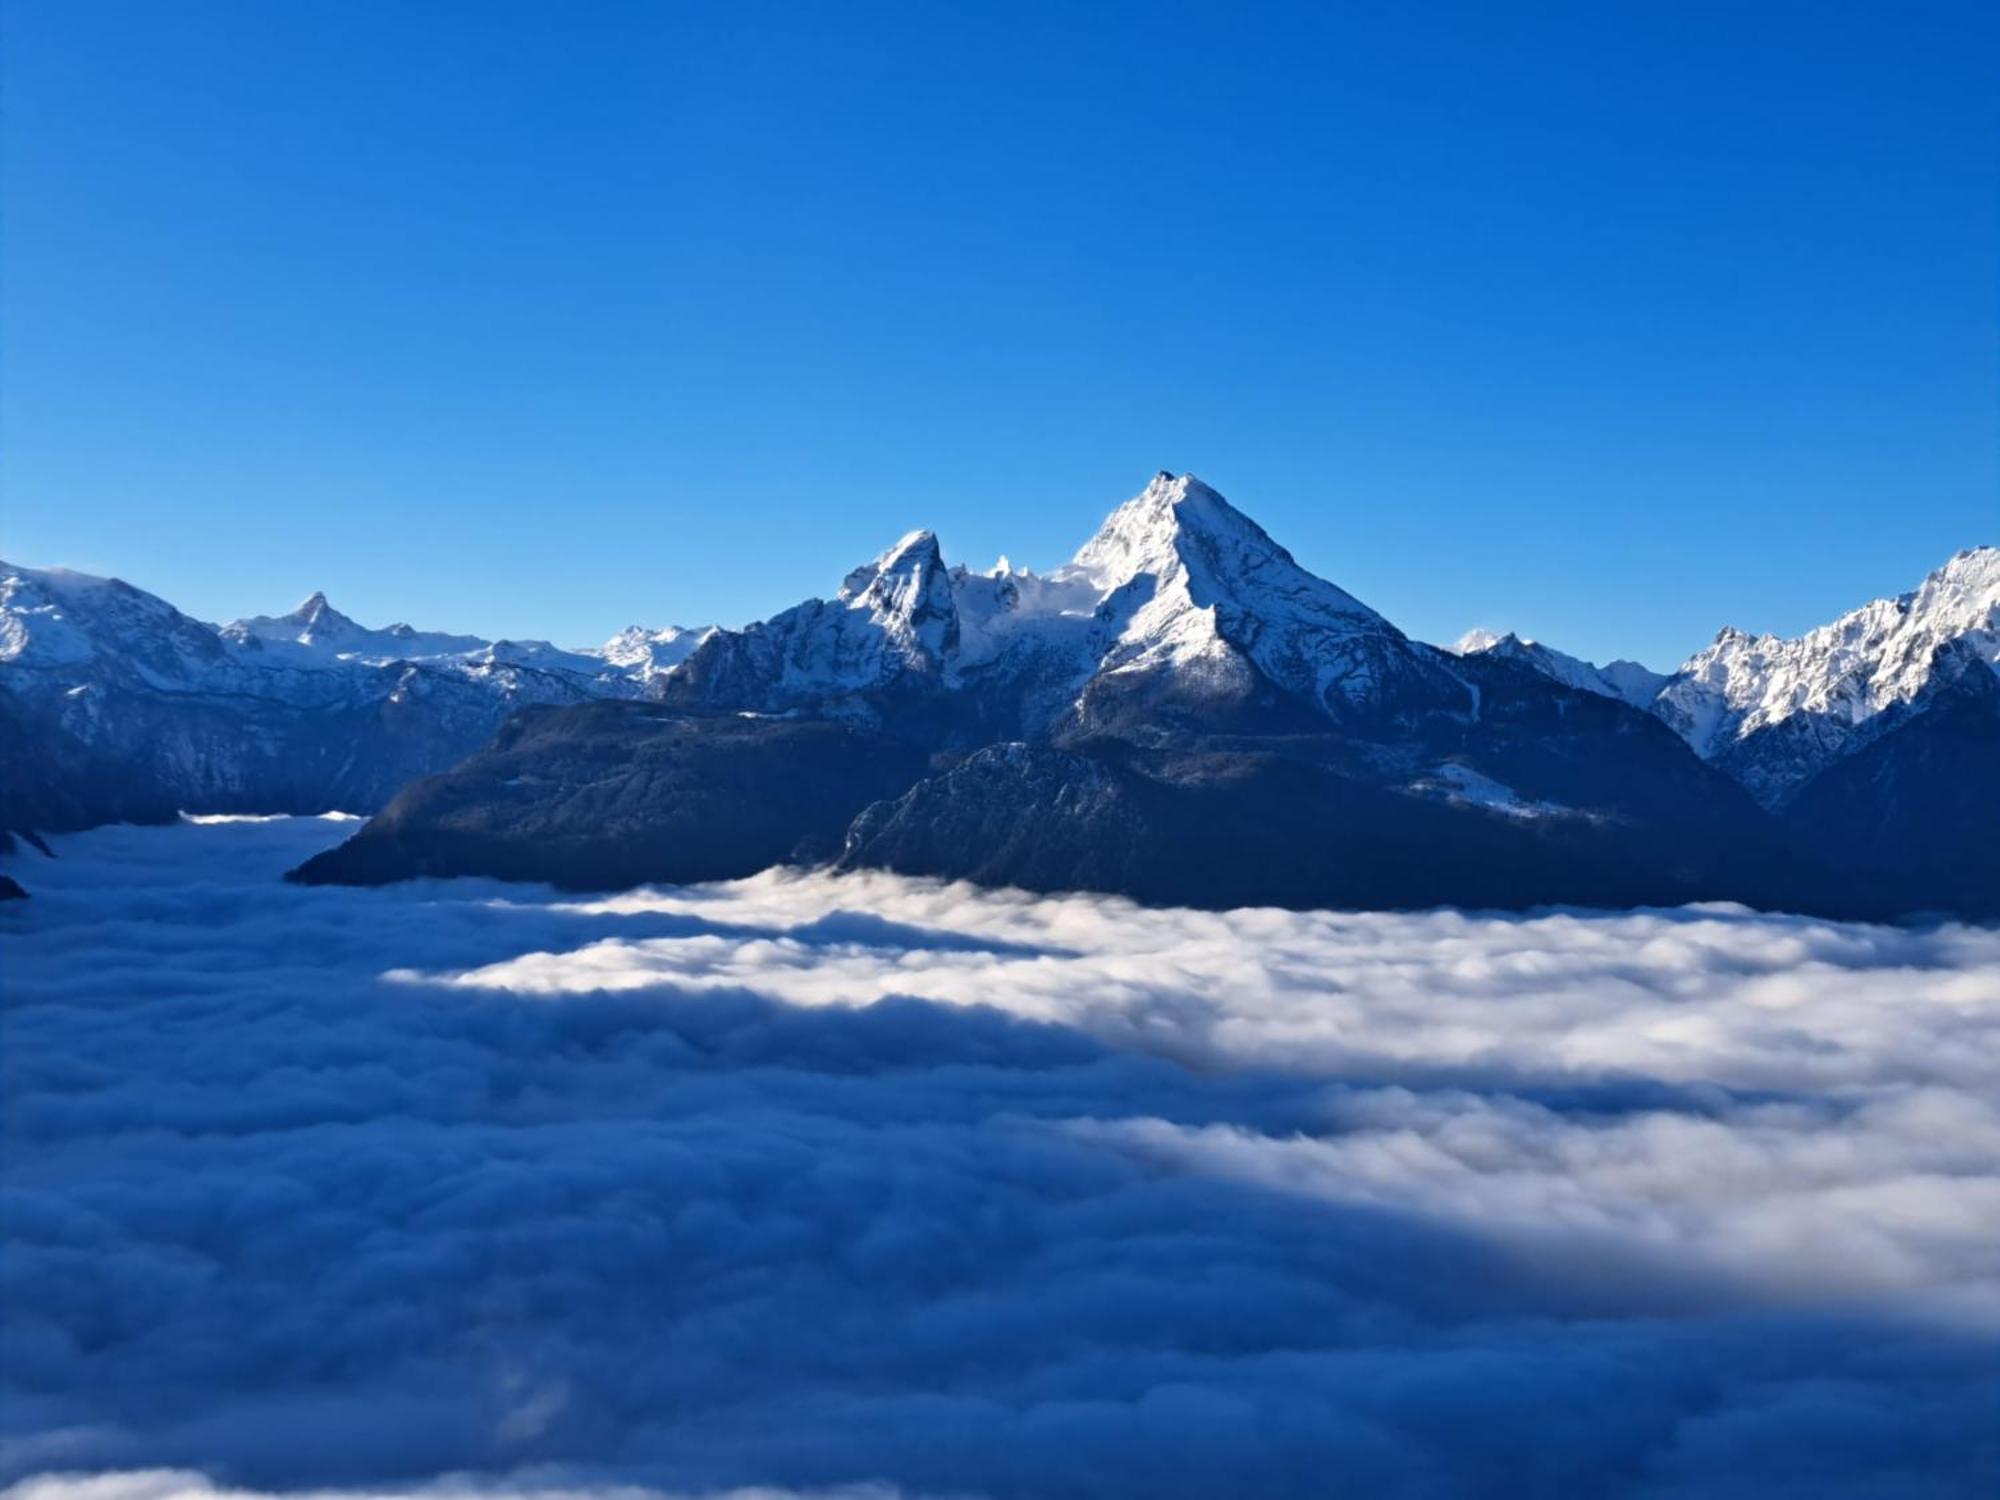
1;562;238;680
1448;630;1668;709
222;591;492;661
1443;547;2000;810
14;476;1992;918
667;472;1470;735
301;473;1803;915
1653;546;2000;806
1059;473;1471;731
0;559;707;834
220;590;702;683
598;623;717;683
664;529;970;711
0;563;708;691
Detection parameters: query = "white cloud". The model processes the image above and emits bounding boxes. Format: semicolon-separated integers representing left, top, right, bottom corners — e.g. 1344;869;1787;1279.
0;1474;911;1500
424;867;2000;1097
1078;1088;2000;1321
3;818;1997;1500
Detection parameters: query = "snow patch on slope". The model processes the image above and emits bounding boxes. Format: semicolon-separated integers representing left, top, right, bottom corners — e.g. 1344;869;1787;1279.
1410;761;1571;819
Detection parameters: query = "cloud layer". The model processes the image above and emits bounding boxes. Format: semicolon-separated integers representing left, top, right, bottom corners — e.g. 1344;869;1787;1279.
4;818;1997;1498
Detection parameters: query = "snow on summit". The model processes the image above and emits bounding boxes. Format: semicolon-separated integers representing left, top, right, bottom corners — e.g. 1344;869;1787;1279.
1064;471;1383;626
664;471;1461;723
1654;544;2000;767
838;528;960;664
1055;471;1434;712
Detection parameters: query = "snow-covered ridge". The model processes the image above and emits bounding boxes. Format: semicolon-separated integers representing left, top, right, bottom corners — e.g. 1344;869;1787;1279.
0;560;707;697
1655;547;2000;757
222;591;502;662
673;471;1464;724
0;563;234;683
1448;546;2000;807
1448;630;1668;709
1640;547;2000;807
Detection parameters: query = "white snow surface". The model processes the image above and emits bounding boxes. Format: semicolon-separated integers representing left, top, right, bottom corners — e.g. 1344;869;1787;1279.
1059;472;1406;706
1654;546;2000;758
690;530;975;704
598;623;718;681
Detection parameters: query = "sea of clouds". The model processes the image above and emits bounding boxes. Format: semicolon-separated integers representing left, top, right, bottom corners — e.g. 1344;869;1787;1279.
3;817;1997;1499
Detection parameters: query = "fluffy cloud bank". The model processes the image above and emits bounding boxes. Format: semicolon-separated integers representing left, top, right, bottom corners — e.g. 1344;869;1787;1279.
3;818;1997;1499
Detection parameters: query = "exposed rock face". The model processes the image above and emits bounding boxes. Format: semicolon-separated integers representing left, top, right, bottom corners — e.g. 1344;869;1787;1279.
290;703;935;890
836;732;1796;914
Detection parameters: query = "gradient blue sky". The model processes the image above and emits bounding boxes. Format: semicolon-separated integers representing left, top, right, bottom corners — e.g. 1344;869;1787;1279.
3;0;1995;668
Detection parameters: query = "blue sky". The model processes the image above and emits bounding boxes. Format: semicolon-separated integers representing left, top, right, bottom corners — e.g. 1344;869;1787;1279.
2;0;1994;668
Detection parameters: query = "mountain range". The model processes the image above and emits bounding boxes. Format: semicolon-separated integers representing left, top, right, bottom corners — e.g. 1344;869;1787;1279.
5;473;1994;917
0;561;709;843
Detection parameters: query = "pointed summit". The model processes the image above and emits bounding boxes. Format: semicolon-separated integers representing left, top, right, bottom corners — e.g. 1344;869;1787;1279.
1049;472;1472;726
220;593;493;661
840;530;945;601
661;527;968;713
1065;472;1387;629
668;473;1464;728
281;591;363;641
1451;628;1513;656
1070;472;1253;589
840;529;956;662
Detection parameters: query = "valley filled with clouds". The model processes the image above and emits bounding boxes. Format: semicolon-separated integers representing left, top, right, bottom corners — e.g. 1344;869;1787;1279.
3;818;1996;1499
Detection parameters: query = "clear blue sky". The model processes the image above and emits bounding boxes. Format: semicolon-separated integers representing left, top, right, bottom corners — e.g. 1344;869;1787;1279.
3;1;1995;668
